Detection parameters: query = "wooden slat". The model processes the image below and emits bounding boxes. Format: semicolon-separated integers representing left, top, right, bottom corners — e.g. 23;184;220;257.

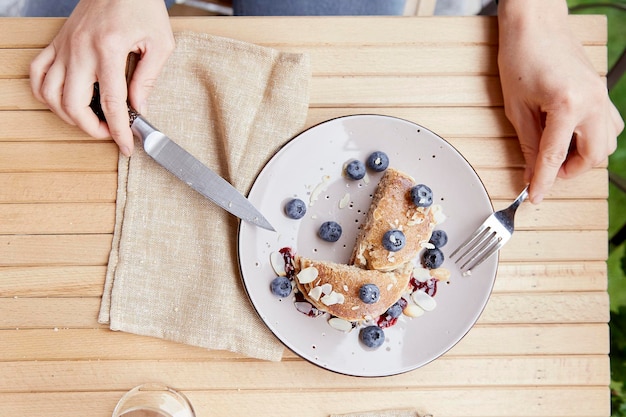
0;108;517;141
0;45;607;80
0;199;606;236
0;142;118;172
0;260;606;298
0;229;608;267
0;356;609;392
0;234;112;267
0;16;608;48
310;75;504;107
0;291;608;330
500;230;607;262
0;203;115;234
0;173;117;203
479;167;608;200
0;266;106;297
0;110;88;141
0;387;610;417
0;74;506;111
493;261;607;293
306;107;517;137
0;170;608;205
0;323;608;361
0;49;37;79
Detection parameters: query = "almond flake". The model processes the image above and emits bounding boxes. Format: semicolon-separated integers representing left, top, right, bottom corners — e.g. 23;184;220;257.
269;252;286;276
321;291;344;306
296;266;319;284
328;317;353;332
308;286;323;301
403;304;425;318
412;291;437;311
413;267;432;282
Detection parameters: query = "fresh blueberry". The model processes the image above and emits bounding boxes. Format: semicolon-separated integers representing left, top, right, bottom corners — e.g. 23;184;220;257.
385;302;403;319
382;229;406;252
366;151;389;172
270;276;292;298
429;230;448;248
284;198;307;219
318;221;342;242
422;247;444;269
410;184;433;208
359;325;385;349
345;160;366;180
359;283;380;304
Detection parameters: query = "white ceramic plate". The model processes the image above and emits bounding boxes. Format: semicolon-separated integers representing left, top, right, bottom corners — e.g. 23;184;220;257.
238;115;496;376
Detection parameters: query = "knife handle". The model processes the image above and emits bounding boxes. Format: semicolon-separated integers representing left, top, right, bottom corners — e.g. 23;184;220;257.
90;82;143;128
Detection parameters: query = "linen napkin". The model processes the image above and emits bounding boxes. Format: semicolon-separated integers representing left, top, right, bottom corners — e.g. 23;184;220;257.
98;32;310;361
330;410;431;417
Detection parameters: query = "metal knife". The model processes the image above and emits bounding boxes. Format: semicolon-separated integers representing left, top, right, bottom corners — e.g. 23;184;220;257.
90;84;275;231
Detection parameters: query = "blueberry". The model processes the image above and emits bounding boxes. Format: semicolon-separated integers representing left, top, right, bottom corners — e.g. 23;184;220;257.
385;302;403;319
270;276;292;298
366;151;389;172
410;184;433;208
359;284;380;304
345;160;366;180
318;221;342;242
284;198;307;219
382;229;406;252
429;230;448;248
422;247;444;269
359;325;385;349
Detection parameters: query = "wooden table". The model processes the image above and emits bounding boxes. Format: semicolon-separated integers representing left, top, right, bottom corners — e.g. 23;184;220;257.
0;16;611;417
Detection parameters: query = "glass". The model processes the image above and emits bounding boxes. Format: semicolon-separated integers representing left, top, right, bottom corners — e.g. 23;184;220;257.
112;383;196;417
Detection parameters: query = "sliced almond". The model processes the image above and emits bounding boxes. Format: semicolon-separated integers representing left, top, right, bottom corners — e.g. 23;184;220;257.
412;291;437;311
431;267;451;282
296;266;318;284
403;303;425;318
413;266;432;282
308;286;323;301
328;317;354;332
269;252;286;276
321;291;344;306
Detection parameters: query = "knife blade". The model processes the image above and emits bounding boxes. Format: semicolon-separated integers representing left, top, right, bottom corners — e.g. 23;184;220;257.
90;83;274;231
130;113;275;231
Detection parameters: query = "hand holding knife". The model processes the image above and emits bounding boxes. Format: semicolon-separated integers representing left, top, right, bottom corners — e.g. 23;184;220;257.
90;82;275;231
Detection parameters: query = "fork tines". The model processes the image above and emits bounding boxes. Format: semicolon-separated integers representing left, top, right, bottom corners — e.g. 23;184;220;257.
450;221;508;275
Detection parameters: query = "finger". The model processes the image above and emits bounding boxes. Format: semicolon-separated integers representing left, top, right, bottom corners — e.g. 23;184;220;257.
530;113;576;204
62;67;110;139
506;104;542;184
39;61;75;126
558;116;610;180
29;45;57;103
127;44;174;114
98;64;134;156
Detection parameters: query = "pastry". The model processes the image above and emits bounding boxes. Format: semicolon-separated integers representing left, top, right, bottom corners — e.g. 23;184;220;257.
350;168;435;271
293;255;413;322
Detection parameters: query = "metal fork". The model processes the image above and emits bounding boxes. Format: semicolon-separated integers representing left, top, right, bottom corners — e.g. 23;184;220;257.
449;186;529;275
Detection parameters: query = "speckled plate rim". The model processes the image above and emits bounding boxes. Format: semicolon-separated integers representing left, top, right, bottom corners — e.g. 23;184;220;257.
237;114;497;377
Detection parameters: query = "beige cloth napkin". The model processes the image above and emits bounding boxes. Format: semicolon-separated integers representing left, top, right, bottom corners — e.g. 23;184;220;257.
98;32;310;361
330;410;430;417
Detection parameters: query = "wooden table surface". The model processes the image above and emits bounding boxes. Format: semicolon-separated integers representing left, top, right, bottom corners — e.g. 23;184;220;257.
0;16;611;417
